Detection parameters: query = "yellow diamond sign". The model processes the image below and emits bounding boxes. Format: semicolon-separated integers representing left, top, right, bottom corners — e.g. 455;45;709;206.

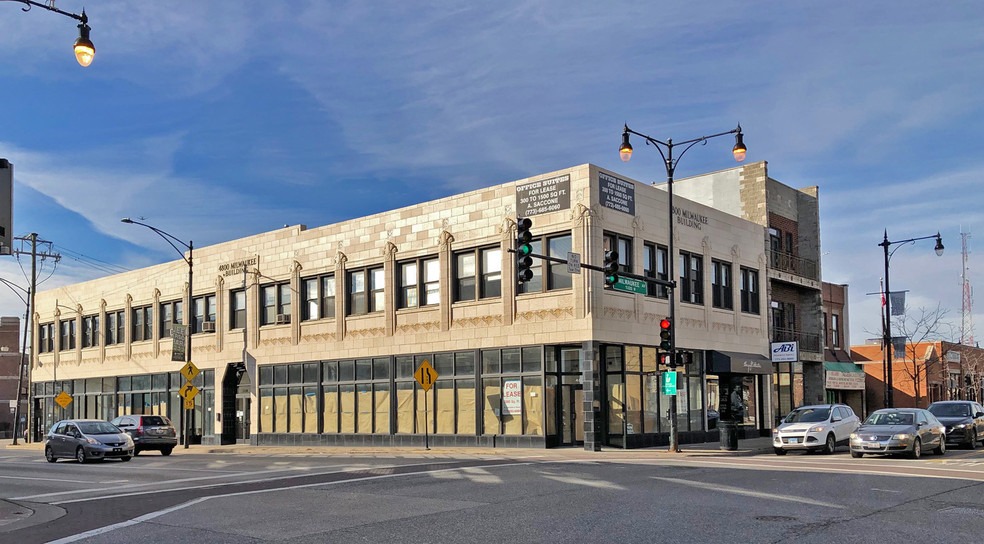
184;397;195;410
179;382;200;400
54;391;73;409
413;360;438;392
180;361;200;382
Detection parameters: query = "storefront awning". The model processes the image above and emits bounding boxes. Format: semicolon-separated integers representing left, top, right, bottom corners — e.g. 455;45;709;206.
707;351;773;375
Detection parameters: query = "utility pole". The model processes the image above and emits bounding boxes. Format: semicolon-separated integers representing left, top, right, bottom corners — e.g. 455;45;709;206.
11;234;60;443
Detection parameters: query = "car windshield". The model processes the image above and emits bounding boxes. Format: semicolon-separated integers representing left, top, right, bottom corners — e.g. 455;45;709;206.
929;404;972;418
864;412;914;426
784;408;830;423
141;416;170;426
77;421;122;435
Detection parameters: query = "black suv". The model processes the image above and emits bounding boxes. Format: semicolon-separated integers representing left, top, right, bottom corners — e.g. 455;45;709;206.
110;415;178;456
927;400;984;449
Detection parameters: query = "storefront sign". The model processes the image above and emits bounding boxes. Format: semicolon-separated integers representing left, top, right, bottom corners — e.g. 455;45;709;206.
825;370;865;390
516;175;571;217
598;172;635;215
502;379;522;415
771;341;798;362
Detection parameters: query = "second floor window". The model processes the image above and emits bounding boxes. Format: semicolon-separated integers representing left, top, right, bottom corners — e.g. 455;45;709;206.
132;306;153;342
603;233;632;291
302;274;336;321
399;257;440;309
261;282;292;325
454;247;502;302
831;314;841;348
644;242;669;299
159;300;183;338
740;267;760;314
82;315;99;348
231;289;246;329
59;320;75;351
711;259;733;310
348;267;384;316
105;310;124;345
193;295;216;333
39;323;54;353
679;251;703;305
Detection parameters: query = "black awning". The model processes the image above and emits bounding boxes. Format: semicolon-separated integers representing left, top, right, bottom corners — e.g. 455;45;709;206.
707;351;773;375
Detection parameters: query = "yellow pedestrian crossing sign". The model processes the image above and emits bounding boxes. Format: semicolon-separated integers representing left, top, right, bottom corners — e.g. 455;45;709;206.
180;361;200;382
414;360;438;391
55;391;73;409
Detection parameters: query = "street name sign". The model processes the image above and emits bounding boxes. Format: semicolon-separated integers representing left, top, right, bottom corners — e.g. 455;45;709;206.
566;251;581;274
613;276;647;295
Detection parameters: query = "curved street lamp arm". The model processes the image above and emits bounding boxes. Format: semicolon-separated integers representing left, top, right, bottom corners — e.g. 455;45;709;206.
0;277;29;306
1;0;86;22
121;218;191;265
882;231;943;263
623;125;742;177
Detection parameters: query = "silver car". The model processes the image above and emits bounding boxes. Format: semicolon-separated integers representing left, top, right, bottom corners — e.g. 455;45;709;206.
45;419;135;463
850;408;946;459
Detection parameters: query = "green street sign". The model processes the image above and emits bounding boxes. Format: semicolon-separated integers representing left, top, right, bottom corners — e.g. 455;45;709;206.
613;276;647;295
661;371;677;395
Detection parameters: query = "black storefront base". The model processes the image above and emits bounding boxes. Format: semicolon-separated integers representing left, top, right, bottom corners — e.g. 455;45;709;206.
719;421;739;450
253;433;549;449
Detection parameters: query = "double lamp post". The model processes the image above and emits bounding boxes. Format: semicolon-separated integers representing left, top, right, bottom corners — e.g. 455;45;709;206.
880;230;944;408
618;123;746;452
122;218;193;449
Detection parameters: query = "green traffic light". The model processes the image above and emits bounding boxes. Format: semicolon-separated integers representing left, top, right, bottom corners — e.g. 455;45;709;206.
518;243;533;256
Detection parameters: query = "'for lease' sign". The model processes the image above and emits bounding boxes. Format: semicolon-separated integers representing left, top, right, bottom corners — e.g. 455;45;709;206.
502;379;522;415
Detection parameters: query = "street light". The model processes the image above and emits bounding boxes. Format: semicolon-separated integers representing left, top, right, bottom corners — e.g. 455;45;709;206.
2;1;94;66
619;122;746;452
880;230;944;408
122;218;193;448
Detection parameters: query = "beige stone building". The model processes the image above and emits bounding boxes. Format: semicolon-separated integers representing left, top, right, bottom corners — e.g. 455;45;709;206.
30;163;773;449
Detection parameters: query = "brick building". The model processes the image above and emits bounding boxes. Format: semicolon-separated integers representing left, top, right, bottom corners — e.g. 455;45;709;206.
0;317;26;438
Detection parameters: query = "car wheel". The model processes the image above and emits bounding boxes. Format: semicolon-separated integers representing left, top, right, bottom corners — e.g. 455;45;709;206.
774;447;787;456
45;447;57;463
120;456;132;462
934;435;946;455
909;438;922;459
967;434;977;450
824;434;836;454
75;447;88;464
851;451;863;458
133;448;140;456
161;447;173;456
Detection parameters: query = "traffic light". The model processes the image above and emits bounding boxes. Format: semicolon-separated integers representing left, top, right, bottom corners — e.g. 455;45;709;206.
516;218;533;283
604;250;619;287
659;318;672;352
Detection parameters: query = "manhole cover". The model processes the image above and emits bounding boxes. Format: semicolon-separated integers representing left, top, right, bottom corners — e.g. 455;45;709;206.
755;515;797;522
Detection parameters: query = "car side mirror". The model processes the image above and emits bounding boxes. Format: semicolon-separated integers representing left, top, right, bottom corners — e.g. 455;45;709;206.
976;412;984;418
831;416;842;422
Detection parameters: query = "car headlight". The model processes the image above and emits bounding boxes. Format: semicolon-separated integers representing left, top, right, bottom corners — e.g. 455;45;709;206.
808;425;826;433
892;433;912;441
850;433;858;440
124;436;134;446
772;429;779;436
954;423;969;429
86;437;100;445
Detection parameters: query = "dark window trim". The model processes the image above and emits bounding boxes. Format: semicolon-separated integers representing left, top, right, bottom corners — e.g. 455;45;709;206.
711;259;733;310
679;250;703;305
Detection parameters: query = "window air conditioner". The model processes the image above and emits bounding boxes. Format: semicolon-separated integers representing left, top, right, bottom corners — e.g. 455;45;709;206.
201;321;216;332
276;314;290;324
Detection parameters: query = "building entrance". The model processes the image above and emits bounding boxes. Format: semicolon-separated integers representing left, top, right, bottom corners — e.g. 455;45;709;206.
222;363;251;444
559;384;584;447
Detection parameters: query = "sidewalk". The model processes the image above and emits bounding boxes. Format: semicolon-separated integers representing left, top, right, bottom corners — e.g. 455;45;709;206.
2;436;774;457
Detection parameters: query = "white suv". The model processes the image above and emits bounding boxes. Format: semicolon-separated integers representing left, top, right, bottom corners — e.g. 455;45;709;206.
773;404;860;455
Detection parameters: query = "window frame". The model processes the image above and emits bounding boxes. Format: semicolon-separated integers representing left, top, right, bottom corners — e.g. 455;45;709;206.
159;300;183;338
679;251;703;305
260;281;292;326
346;266;383;316
740;267;760;314
131;305;153;342
192;294;216;333
711;259;733;310
453;245;502;302
230;289;246;330
397;256;440;309
603;232;632;291
301;273;336;321
644;242;669;299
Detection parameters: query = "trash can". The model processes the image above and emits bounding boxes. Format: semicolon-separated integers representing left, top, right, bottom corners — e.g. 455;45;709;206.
719;421;739;451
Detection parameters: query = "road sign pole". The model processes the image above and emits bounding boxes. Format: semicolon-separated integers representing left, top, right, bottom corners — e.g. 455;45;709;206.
424;388;430;451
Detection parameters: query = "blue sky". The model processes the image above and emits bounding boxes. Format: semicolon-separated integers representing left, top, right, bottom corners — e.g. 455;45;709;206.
1;1;983;348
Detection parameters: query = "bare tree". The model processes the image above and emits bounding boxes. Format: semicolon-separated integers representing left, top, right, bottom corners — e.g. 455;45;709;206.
892;304;956;407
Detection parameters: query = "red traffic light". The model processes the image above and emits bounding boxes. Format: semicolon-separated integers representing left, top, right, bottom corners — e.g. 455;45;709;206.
660;318;670;329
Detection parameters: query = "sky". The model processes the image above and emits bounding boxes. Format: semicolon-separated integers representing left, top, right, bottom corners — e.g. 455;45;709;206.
1;1;983;350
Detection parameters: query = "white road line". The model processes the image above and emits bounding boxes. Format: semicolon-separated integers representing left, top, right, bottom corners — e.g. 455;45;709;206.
652;476;845;509
871;488;902;493
45;461;534;544
0;475;95;484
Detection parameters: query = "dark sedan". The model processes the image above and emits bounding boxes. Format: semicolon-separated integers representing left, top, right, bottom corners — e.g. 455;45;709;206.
928;400;984;449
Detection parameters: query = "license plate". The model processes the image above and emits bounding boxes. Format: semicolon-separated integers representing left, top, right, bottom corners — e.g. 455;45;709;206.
865;442;880;448
788;438;798;443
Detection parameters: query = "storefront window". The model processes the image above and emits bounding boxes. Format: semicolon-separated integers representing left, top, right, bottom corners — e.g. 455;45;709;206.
357;384;372;433
322;385;338;433
483;378;501;435
436;380;454;434
340;385;355;433
626;374;642;434
396;382;414;433
456;379;476;434
523;377;543;435
374;384;390;433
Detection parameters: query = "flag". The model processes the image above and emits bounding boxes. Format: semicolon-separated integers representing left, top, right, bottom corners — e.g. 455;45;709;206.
890;291;905;316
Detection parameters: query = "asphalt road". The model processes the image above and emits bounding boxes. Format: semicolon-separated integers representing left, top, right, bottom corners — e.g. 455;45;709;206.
5;446;984;543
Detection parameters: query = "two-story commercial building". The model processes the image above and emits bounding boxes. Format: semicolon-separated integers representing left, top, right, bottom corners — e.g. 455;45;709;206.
31;163;775;450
